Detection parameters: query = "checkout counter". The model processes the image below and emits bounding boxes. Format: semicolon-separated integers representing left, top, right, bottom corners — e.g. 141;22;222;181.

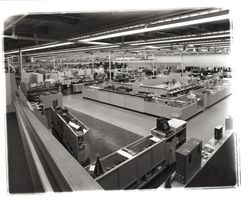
159;128;237;188
85;118;187;190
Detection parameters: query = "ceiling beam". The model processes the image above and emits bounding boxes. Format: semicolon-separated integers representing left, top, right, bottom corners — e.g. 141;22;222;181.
53;14;89;23
11;24;49;35
27;15;79;25
4;15;27;32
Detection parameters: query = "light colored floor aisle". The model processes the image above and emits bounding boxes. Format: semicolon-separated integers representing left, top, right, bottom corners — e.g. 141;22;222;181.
63;94;157;137
187;96;232;142
63;94;232;143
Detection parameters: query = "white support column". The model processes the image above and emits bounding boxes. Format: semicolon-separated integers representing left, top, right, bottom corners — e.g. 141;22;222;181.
91;53;94;75
19;49;23;82
152;53;155;75
59;59;61;69
109;52;111;81
181;53;184;77
122;52;124;69
53;56;56;68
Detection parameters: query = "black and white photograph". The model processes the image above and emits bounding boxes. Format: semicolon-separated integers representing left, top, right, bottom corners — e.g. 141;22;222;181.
0;0;249;199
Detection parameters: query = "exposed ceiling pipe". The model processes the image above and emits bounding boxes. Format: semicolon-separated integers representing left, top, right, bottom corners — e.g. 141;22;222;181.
4;35;57;42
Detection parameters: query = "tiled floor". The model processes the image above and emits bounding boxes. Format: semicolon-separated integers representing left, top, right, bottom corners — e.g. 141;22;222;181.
63;93;232;143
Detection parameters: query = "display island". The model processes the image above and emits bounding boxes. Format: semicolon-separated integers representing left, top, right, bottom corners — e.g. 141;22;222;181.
82;79;231;120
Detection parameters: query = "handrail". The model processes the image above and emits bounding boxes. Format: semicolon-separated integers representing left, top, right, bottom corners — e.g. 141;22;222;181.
14;99;53;192
13;90;102;191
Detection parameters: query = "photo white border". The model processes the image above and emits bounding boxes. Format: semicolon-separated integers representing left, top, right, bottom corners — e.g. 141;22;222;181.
0;0;249;199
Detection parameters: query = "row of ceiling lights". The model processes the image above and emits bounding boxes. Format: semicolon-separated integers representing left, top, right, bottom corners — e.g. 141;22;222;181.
5;30;230;57
4;9;230;56
31;46;230;62
23;41;230;58
71;8;227;41
21;39;231;59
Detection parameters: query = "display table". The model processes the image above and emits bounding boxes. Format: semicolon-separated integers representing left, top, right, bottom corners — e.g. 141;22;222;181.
207;86;231;107
72;83;84;93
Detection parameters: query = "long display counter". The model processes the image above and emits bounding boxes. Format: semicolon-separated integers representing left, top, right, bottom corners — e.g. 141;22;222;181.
206;86;232;107
83;86;203;120
82;80;231;120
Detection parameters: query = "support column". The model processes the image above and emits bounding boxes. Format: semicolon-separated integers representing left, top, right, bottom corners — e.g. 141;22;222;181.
53;56;56;69
181;53;183;77
7;56;10;73
91;53;94;75
109;52;111;81
152;53;155;75
59;59;61;70
19;49;23;82
122;52;124;69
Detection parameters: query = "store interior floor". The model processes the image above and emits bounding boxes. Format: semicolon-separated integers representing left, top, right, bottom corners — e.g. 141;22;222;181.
63;93;232;144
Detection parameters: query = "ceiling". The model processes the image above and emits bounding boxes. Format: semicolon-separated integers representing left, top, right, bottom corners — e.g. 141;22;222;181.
3;8;231;58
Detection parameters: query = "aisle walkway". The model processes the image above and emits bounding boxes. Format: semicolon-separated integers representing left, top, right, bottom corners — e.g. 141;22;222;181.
66;108;141;162
63;94;232;143
187;96;232;142
63;94;156;137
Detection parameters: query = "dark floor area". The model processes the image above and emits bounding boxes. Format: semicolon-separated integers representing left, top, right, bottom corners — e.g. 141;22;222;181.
6;112;35;193
60;108;142;163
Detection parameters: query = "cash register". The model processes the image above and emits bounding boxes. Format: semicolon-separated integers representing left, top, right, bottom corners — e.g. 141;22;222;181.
151;117;173;138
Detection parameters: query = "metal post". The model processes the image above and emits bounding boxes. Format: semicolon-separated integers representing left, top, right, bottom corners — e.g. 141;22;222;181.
181;53;183;77
109;52;111;81
152;53;155;75
7;56;10;73
91;53;94;75
19;49;23;82
122;52;124;69
59;59;61;70
53;56;56;68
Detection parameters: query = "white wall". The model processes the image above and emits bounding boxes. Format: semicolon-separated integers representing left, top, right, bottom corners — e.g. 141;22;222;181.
155;54;232;68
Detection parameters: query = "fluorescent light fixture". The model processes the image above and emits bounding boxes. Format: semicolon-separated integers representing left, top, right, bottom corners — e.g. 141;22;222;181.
122;31;230;45
87;45;119;50
156;45;172;48
4;50;20;55
130;34;230;46
192;42;230;46
21;42;74;52
74;9;227;41
144;45;160;49
27;45;119;57
202;45;231;48
5;41;112;55
80;41;112;45
79;13;229;42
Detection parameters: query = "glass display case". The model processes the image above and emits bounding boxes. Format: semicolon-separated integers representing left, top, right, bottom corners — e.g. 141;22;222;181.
144;93;199;108
102;83;133;94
